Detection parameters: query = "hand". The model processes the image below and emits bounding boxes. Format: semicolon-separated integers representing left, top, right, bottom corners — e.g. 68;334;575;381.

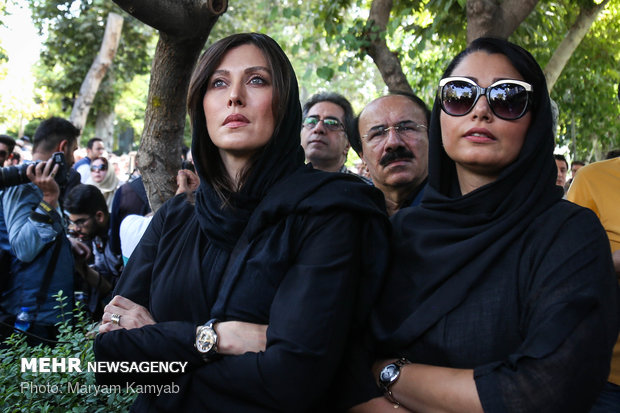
99;295;155;334
215;321;268;355
69;237;92;263
175;169;200;195
26;159;60;208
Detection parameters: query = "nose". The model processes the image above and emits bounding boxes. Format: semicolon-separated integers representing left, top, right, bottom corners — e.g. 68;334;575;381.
227;83;245;107
471;94;492;120
384;127;404;151
312;119;327;134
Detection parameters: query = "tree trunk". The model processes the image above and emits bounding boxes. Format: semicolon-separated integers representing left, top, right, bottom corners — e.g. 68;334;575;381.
70;12;124;131
364;0;413;94
112;0;228;212
95;110;116;150
466;0;539;43
544;0;610;93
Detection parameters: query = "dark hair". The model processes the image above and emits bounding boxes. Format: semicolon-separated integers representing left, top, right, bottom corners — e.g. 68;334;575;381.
554;154;568;168
571;160;585;167
87;137;103;150
302;92;355;137
350;92;430;155
32;117;80;153
187;33;296;200
605;149;620;160
64;184;109;217
0;134;16;153
91;156;109;169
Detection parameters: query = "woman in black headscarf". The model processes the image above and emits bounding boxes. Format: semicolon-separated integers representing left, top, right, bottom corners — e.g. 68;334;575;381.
351;38;618;412
94;33;389;412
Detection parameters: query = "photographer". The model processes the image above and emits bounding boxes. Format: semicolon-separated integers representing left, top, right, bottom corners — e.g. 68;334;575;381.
0;117;83;343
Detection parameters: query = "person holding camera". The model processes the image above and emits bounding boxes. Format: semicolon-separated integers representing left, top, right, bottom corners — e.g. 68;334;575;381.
0;117;85;343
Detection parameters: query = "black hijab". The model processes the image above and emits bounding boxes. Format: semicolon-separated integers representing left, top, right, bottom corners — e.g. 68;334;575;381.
375;38;564;352
190;34;306;251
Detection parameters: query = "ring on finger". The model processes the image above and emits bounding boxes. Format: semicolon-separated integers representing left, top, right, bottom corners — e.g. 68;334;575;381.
110;313;121;326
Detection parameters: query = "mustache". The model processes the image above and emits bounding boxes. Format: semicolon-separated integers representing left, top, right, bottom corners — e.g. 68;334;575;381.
379;147;414;167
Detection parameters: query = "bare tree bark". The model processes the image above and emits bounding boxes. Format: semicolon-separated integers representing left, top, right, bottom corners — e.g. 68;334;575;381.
70;12;123;131
364;0;413;94
95;110;115;149
544;0;610;93
466;0;539;43
112;0;227;211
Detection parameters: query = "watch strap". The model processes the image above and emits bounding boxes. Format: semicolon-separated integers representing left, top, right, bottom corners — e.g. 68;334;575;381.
381;357;411;407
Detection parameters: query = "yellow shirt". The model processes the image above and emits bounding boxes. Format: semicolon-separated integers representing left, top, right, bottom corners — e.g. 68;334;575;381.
567;157;620;384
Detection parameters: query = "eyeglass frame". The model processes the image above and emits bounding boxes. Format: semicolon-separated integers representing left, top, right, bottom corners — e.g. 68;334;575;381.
302;116;345;132
90;164;108;172
68;215;94;229
361;121;428;145
438;76;533;120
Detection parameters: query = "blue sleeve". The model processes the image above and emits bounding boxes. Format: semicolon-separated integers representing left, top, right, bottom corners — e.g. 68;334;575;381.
2;184;64;263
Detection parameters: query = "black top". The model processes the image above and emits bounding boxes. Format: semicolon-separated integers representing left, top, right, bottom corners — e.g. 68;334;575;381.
372;38;619;412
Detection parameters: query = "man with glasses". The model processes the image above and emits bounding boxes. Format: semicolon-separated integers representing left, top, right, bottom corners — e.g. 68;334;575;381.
0;117;81;343
351;93;431;216
0;134;16;167
65;184;121;319
301;92;366;179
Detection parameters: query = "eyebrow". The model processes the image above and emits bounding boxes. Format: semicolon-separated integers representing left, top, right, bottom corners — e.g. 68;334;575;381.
212;66;271;76
367;120;418;131
306;115;341;121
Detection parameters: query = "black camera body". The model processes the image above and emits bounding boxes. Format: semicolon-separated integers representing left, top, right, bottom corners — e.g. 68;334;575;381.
0;152;68;189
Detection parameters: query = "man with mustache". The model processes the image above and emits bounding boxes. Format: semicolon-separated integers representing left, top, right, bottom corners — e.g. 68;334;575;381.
351;93;430;216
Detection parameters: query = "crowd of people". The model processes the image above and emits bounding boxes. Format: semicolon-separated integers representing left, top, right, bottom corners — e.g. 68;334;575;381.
0;33;619;412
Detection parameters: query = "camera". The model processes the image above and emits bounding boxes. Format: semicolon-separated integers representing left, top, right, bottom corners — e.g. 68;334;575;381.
0;152;68;189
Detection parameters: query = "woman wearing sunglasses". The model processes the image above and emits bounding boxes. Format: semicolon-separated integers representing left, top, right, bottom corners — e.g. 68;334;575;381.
93;33;389;411
350;38;618;412
86;156;119;211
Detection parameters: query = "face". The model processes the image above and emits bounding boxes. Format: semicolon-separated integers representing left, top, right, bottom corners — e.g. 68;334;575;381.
0;143;9;166
90;159;107;183
571;163;583;178
358;95;429;191
555;159;568;186
203;44;274;170
68;211;105;241
88;141;105;158
301;101;350;171
439;51;531;180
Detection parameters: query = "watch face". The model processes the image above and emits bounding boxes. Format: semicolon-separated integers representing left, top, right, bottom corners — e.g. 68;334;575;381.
380;364;399;385
196;326;217;353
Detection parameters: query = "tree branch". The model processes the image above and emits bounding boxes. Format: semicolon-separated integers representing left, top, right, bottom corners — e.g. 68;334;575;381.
544;0;610;93
365;0;413;94
112;0;227;38
466;0;538;42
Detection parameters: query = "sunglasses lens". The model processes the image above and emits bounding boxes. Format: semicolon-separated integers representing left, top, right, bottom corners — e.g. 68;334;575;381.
303;117;318;128
442;81;477;116
323;119;341;130
489;83;529;119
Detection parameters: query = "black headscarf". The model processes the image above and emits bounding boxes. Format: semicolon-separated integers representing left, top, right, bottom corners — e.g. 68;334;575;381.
191;34;306;251
375;38;564;352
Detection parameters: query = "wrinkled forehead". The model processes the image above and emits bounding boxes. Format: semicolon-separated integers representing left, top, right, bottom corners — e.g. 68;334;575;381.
307;101;345;123
360;95;427;131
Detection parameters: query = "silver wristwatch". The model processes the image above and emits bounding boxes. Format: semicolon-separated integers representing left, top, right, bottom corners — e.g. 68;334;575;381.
195;318;219;362
378;357;411;405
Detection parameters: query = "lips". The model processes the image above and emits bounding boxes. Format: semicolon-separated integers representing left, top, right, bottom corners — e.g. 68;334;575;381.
463;128;496;142
223;113;250;127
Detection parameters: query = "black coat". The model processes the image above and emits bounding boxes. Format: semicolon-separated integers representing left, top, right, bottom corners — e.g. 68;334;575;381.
94;167;390;412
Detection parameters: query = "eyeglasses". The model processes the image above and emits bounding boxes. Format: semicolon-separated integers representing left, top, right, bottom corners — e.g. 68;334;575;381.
68;216;94;229
91;164;107;172
361;121;427;145
302;116;344;132
438;77;533;120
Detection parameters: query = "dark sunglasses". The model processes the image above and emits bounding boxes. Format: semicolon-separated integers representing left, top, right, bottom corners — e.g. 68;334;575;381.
302;116;344;132
0;150;7;158
68;216;94;228
91;164;107;172
438;77;533;120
